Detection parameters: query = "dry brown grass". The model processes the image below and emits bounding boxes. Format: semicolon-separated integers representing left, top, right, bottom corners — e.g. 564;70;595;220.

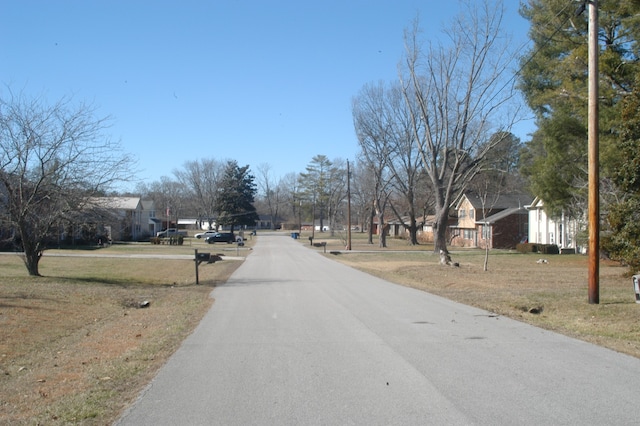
311;232;640;359
0;240;246;425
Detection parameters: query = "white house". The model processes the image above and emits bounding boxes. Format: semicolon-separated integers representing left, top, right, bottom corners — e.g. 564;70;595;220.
141;199;161;237
527;197;583;253
90;197;145;241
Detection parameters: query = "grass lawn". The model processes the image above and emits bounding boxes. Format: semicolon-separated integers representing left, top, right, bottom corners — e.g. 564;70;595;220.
0;240;247;425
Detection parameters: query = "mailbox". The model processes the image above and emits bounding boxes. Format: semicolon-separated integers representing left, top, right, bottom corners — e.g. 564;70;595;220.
196;252;211;262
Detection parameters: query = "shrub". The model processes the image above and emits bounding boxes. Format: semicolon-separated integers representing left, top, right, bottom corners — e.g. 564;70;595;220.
168;236;184;246
540;244;559;254
516;243;559;254
516;243;538;253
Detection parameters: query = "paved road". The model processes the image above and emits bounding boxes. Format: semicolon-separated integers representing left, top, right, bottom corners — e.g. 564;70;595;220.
116;233;640;425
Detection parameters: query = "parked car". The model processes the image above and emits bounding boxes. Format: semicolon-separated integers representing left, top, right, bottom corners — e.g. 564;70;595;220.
195;230;218;239
156;228;187;238
205;232;236;244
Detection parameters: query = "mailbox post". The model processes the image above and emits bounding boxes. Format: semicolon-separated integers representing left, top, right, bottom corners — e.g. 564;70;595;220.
194;249;211;285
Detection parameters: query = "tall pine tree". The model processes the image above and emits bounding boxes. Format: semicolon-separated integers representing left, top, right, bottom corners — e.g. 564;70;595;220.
603;79;640;271
215;161;259;233
518;0;640;218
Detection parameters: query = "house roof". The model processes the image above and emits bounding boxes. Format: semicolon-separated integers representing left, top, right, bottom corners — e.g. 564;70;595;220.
457;192;533;210
526;196;544;209
89;197;142;210
141;200;155;210
478;207;528;224
386;215;426;226
178;219;198;225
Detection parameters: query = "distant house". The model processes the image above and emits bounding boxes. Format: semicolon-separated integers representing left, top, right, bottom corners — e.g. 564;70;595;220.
255;215;281;230
418;215;438;243
141;200;161;238
526;197;582;253
369;214;455;243
386;216;422;238
88;197;145;241
451;192;532;249
177;218;200;231
176;218;217;231
300;220;330;232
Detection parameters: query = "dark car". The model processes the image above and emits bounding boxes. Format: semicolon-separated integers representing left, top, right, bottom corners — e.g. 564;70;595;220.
205;232;236;244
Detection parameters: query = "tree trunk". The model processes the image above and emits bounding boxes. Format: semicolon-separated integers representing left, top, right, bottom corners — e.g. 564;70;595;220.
377;212;387;248
377;213;387;248
433;208;448;253
484;241;489;271
23;253;41;276
21;240;42;276
373;196;387;248
367;202;375;245
408;216;419;245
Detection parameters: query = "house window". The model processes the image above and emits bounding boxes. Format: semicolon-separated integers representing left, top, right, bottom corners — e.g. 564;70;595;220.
482;225;491;239
469;209;475;219
463;229;473;239
459;209;466;219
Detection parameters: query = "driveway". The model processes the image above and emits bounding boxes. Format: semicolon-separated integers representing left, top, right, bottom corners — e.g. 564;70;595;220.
116;233;640;425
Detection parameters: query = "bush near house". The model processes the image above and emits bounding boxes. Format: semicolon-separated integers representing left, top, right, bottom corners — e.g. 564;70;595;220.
150;236;184;245
516;243;560;254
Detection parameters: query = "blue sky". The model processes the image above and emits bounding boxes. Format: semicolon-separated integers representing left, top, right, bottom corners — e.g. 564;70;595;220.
1;1;533;190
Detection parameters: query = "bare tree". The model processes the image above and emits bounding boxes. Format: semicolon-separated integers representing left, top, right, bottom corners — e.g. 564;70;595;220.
325;158;347;236
147;177;188;231
400;0;519;253
174;158;224;229
0;91;133;276
469;175;503;272
382;82;424;245
279;172;301;228
352;88;395;248
255;163;283;230
350;159;375;236
137;176;189;234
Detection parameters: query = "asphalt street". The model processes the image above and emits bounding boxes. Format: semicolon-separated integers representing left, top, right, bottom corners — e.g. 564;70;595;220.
116;233;640;425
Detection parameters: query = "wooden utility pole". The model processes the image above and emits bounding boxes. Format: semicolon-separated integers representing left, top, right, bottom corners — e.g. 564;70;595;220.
346;160;352;250
588;0;600;304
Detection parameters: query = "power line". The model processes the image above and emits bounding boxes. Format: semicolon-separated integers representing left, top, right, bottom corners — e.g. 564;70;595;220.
479;1;582;127
514;0;581;79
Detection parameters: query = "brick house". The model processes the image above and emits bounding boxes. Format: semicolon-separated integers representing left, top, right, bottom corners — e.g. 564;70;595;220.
451;192;532;249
